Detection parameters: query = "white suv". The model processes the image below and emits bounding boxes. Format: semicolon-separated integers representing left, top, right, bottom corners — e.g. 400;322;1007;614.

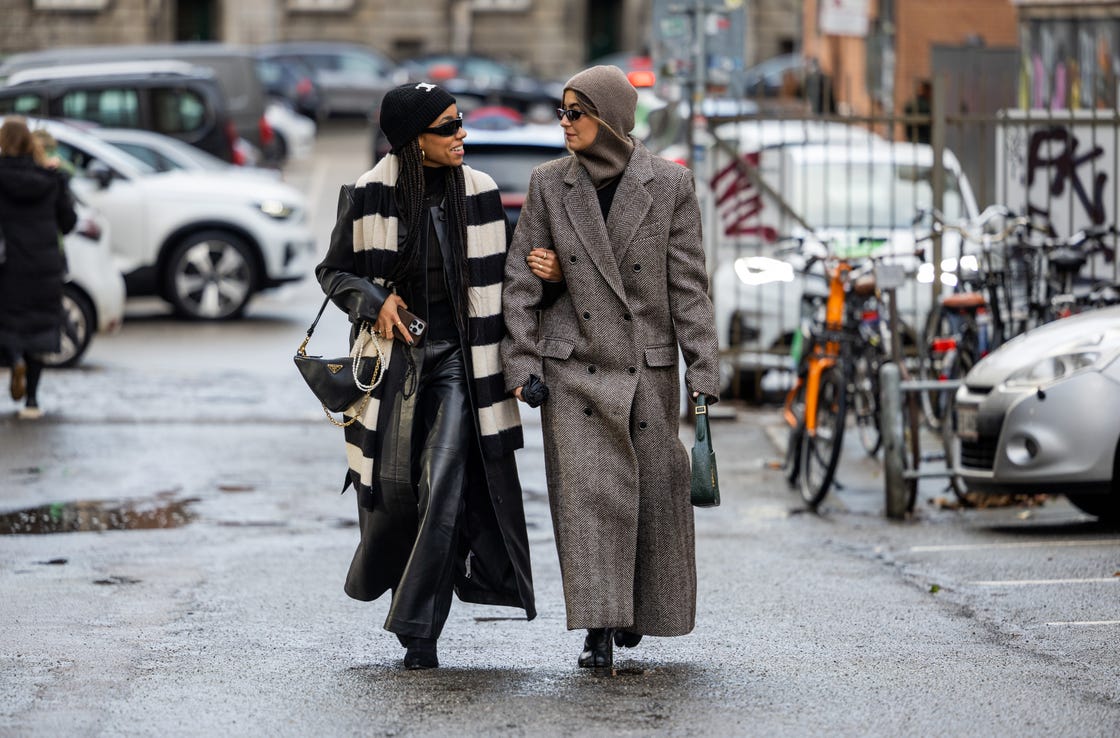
22;117;314;319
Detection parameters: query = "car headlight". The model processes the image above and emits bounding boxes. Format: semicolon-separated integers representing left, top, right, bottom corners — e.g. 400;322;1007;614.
257;200;295;219
734;256;794;286
1004;351;1100;388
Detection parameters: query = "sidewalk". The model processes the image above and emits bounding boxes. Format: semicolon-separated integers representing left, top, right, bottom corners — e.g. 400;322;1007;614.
1;376;1116;736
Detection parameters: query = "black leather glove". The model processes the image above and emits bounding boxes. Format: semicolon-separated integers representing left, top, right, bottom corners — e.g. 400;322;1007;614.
521;374;549;408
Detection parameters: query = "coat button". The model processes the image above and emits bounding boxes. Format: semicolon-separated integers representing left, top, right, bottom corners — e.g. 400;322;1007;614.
583;311;591;320
628;366;636;374
623;313;632;321
583;407;593;416
587;365;596;374
569;254;578;263
639;421;648;429
633;263;641;272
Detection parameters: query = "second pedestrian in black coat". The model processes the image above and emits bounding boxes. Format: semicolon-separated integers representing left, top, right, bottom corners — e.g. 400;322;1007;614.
0;116;77;419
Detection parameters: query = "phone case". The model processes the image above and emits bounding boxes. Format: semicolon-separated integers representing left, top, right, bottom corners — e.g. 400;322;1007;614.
396;306;428;344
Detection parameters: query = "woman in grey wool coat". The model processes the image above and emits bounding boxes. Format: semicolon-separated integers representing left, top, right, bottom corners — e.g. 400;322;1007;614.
501;65;720;669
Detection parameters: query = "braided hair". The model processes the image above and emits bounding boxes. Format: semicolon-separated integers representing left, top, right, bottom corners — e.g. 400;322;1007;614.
388;138;472;338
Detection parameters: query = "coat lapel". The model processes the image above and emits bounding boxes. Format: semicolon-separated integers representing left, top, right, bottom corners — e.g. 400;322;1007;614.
606;145;654;266
563;159;629;305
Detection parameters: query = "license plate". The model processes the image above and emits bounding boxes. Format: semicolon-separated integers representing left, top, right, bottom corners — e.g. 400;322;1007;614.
955;404;979;441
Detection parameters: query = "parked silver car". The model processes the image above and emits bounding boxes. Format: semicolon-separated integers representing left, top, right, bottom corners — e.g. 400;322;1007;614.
952;306;1120;520
256;41;396;118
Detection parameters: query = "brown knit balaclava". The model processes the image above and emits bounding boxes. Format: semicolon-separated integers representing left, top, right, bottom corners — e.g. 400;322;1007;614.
564;65;637;188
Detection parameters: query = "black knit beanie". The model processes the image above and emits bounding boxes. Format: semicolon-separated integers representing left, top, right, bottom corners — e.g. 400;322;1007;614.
379;82;457;152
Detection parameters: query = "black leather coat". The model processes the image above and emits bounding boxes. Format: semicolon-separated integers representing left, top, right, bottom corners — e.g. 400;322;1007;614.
316;183;535;620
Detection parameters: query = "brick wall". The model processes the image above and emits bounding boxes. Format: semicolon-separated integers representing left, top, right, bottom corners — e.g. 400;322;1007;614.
803;0;1019;116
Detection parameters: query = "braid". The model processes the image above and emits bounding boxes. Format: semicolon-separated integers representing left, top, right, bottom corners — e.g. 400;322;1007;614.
387;139;426;283
446;165;473;339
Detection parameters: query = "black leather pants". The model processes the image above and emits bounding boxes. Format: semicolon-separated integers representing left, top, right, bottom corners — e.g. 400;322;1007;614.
384;339;473;640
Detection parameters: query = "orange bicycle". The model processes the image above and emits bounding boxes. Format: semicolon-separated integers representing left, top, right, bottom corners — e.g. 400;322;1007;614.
782;239;904;508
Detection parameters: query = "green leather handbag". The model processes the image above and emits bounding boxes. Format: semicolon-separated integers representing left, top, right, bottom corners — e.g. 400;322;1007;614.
690;394;721;507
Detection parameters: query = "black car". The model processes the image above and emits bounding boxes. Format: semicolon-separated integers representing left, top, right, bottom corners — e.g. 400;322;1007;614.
0;63;239;163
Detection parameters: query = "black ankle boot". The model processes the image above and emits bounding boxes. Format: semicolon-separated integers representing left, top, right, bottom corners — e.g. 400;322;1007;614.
403;636;439;670
614;629;642;648
577;628;613;668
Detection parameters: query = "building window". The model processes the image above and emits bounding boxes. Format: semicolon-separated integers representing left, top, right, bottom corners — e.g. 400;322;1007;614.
472;0;531;10
32;0;110;10
286;0;355;11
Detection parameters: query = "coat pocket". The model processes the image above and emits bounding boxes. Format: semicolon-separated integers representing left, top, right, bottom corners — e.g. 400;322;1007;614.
644;344;678;367
537;337;575;360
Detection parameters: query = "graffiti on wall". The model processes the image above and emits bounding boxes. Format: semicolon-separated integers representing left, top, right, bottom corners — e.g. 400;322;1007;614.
998;114;1116;239
1020;19;1120;110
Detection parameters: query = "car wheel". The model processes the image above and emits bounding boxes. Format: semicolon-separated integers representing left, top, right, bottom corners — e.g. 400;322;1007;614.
164;231;256;320
38;285;95;368
271;131;289;162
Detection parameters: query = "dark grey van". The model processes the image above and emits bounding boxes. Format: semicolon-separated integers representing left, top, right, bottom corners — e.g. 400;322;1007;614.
0;43;278;163
0;63;239;163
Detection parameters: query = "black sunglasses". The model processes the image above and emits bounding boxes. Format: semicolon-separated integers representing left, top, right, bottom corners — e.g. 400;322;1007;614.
556;107;586;122
422;114;463;137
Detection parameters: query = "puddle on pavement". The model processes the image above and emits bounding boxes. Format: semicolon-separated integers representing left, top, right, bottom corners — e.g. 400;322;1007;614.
0;497;199;535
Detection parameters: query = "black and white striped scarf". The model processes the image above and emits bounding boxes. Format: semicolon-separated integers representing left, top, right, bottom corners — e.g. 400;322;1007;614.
342;154;523;492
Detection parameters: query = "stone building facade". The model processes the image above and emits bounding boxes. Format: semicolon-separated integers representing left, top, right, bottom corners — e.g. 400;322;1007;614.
0;0;653;81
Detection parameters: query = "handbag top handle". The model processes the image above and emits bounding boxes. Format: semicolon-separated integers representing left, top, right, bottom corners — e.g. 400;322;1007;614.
694;394;709;442
298;283;344;357
305;282;342;339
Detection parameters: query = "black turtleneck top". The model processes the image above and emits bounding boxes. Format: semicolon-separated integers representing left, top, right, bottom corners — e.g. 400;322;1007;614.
421;165;457;341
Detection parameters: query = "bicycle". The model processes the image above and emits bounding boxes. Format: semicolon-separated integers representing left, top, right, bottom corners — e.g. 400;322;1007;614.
1023;224;1119;322
914;206;1044;432
782;238;905;508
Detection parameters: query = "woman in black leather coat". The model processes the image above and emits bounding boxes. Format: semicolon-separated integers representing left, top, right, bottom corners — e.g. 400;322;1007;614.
314;83;534;670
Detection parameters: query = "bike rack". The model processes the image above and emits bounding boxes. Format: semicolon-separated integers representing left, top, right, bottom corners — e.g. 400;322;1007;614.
879;363;963;519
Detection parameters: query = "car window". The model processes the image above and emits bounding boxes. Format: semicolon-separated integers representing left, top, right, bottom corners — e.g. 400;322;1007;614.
302;54;340;72
59;88;141;128
53;138;156;177
337;52;388;77
151;87;207;134
108;141;176;172
0;92;46;116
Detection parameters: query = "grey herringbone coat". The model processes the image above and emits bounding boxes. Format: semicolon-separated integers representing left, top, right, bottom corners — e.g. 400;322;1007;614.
501;141;720;635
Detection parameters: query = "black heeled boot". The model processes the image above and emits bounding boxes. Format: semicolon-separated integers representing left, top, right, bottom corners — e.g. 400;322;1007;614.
577;628;613;668
614;630;642;648
403;636;439;670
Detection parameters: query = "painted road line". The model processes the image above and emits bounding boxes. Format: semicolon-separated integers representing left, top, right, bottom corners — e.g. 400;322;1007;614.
1045;620;1120;627
969;577;1120;586
910;539;1120;553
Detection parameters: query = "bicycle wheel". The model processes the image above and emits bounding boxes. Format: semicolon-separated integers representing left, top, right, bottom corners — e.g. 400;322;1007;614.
798;364;847;508
900;389;922;512
783;379;807;487
938;353;975;506
917;305;954;430
852;349;882;456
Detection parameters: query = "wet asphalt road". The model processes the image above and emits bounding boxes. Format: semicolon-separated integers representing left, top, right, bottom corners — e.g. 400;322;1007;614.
1;121;1119;736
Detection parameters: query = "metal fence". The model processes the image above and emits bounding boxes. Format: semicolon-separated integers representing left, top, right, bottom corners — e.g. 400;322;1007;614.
684;98;1120;400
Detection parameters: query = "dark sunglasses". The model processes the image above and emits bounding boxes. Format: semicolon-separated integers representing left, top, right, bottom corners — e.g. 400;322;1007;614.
422;114;463;137
556;107;586;122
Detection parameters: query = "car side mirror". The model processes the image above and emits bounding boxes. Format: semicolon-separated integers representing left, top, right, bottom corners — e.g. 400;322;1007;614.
87;160;114;190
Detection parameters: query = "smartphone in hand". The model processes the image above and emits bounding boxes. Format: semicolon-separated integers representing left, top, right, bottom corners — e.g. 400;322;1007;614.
396;306;428;345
